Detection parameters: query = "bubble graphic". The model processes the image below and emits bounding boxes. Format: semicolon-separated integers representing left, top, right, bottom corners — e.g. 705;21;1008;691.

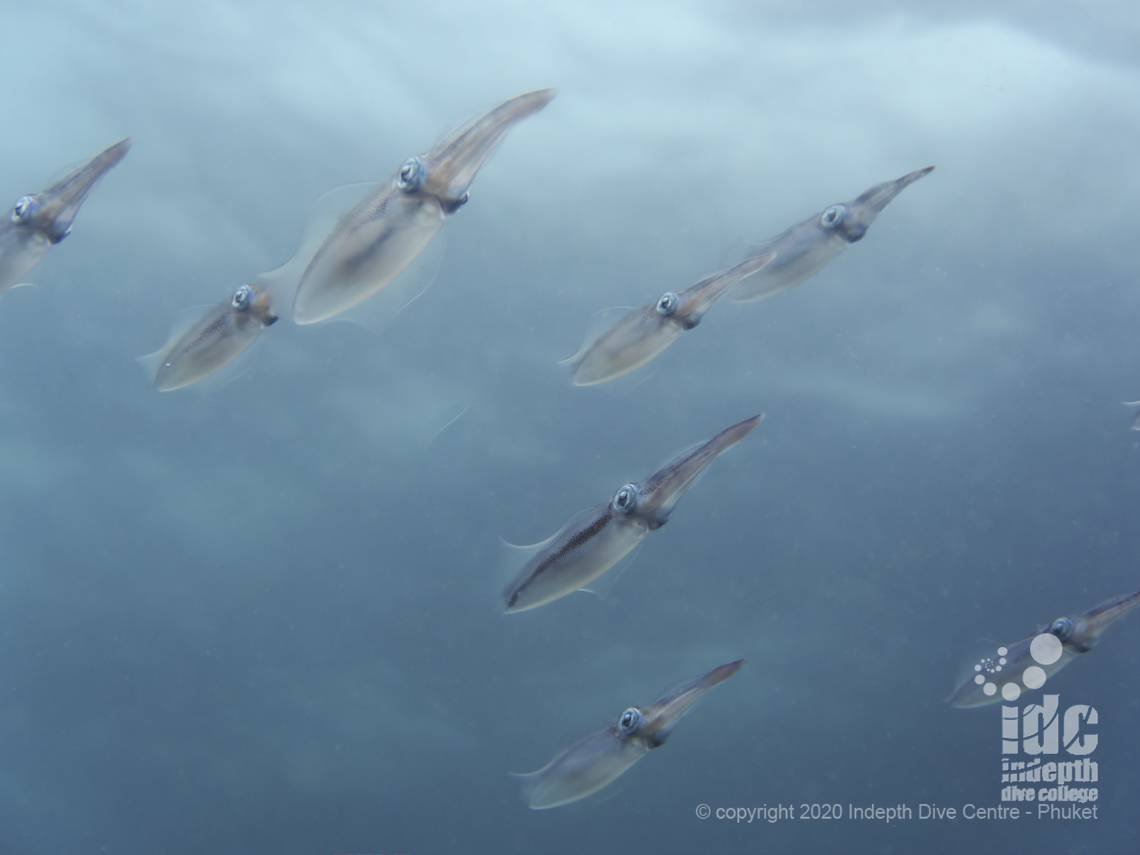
966;633;1062;703
1023;666;1046;690
1030;633;1063;666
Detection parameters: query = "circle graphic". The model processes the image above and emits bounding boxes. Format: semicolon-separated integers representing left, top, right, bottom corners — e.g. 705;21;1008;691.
962;629;1067;702
1023;665;1046;689
967;627;1068;701
1030;633;1063;666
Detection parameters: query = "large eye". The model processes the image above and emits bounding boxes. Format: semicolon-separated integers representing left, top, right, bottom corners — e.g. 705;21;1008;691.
11;196;34;223
231;284;253;311
655;292;678;317
819;204;846;229
1049;617;1074;641
397;157;424;191
618;707;643;735
612;483;638;514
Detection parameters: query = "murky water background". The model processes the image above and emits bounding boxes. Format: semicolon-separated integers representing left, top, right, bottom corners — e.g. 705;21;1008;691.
2;2;1139;852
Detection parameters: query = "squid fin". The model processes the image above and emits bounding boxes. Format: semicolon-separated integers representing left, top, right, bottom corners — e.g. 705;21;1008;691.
257;182;382;310
135;304;215;384
558;306;637;367
575;542;643;601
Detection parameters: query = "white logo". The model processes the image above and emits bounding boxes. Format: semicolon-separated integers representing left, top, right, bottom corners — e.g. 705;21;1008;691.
970;631;1063;702
974;633;1101;809
1001;694;1098;757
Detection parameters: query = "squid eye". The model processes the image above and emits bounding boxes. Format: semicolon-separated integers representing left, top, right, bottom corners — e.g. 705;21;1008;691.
655;292;678;317
819;204;847;229
231;285;253;310
397;157;424;191
11;196;33;223
618;707;643;735
1049;617;1074;641
612;483;638;514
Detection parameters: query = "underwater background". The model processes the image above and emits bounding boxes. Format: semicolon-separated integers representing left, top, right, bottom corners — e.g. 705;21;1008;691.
2;1;1139;852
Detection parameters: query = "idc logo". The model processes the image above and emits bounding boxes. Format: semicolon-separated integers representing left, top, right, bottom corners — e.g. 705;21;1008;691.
1001;694;1098;756
999;691;1100;808
981;630;1102;808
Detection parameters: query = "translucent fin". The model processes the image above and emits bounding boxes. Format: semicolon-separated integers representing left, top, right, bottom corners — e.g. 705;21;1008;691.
319;228;446;336
508;727;645;809
8;282;36;291
258;182;382;310
951;638;1004;690
591;364;660;398
508;767;549;809
497;530;559;614
576;541;642;601
727;260;794;304
576;773;631;808
507;766;631;812
498;505;602;585
136;304;216;383
138;348;259;395
135;349;165;381
558;306;637;367
176;351;261;395
135;304;265;394
499;525;570;556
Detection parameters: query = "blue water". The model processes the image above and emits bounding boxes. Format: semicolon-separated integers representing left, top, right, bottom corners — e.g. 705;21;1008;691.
2;2;1139;853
